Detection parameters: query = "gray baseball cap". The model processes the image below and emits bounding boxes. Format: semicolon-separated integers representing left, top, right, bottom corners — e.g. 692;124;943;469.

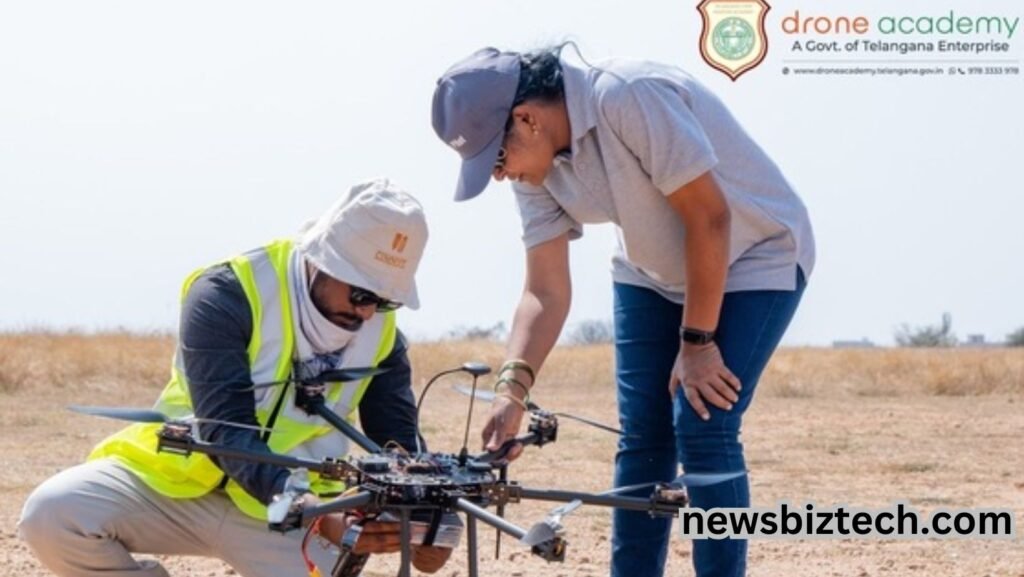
432;47;521;202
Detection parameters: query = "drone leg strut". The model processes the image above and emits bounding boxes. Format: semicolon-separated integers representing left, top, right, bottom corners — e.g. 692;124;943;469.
454;499;527;541
466;514;479;577
397;508;412;577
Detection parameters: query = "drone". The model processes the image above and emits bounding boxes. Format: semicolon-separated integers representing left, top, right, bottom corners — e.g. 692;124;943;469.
70;362;744;577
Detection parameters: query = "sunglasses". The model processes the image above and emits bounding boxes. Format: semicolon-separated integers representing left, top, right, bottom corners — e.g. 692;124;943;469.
349;285;402;312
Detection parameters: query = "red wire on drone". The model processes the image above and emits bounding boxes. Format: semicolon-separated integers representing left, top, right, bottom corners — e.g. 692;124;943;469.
301;516;324;577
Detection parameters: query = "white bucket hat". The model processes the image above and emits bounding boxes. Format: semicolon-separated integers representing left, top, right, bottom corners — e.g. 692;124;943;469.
296;178;428;309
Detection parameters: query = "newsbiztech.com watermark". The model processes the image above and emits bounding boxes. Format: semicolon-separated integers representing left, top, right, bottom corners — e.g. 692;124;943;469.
679;502;1017;540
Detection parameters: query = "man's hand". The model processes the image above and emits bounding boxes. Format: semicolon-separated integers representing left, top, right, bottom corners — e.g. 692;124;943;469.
304;494;454;575
302;504;400;554
299;494;354;544
668;342;741;421
481;394;526;461
316;511;356;544
346;520;453;573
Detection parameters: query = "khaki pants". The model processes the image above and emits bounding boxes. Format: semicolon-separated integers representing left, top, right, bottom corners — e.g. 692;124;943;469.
18;459;339;577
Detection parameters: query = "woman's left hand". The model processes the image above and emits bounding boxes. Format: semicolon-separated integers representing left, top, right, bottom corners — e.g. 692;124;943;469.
669;342;741;421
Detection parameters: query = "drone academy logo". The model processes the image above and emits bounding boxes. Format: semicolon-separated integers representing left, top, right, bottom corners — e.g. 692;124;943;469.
698;0;771;80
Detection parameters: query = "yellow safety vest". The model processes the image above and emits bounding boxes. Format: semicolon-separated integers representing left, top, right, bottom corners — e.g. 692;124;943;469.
89;239;397;519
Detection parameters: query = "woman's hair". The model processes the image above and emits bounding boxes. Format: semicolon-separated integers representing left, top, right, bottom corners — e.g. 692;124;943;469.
512;46;566;107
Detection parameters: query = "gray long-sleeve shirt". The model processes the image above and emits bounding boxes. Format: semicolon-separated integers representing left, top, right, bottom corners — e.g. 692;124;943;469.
179;264;420;504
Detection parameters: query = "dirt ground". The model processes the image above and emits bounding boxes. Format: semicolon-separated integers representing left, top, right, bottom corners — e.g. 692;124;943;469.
1;338;1022;576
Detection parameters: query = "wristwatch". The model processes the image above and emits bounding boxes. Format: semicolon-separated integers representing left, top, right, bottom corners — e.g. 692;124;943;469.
680;326;716;345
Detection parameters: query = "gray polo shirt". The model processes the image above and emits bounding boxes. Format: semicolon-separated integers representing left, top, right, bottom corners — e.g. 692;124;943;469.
513;53;815;301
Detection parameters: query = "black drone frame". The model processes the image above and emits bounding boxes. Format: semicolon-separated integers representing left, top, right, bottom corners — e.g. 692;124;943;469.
71;363;744;577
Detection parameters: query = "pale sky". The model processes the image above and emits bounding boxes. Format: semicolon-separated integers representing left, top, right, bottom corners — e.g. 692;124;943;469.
1;0;1022;345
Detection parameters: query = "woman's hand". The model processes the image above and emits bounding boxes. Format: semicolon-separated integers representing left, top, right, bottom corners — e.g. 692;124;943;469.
665;172;734;421
480;394;527;462
669;342;741;421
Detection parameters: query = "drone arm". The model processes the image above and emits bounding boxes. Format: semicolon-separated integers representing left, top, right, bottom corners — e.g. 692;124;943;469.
298;489;376;520
517;487;682;516
454;498;528;541
304;400;383;454
157;432;354;479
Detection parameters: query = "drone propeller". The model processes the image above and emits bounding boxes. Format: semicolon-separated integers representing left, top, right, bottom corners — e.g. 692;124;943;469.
598;470;747;496
69;406;169;423
453;385;536;409
241;366;391;391
68;405;281;434
549;412;629;437
520;499;582;547
453;385;629;437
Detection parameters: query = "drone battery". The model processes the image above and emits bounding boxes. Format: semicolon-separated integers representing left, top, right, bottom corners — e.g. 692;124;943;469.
356;512;464;549
426;520;463;549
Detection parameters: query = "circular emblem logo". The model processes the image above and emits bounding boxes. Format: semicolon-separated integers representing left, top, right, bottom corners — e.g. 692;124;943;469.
712;17;755;61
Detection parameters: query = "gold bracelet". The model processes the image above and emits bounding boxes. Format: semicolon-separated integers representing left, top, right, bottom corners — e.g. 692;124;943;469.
499;359;536;386
494;377;530;403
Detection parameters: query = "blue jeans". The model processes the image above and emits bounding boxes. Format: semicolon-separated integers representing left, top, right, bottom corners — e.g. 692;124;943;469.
611;271;806;577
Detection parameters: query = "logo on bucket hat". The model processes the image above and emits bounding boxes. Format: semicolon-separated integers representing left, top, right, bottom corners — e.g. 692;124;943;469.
392;233;409;253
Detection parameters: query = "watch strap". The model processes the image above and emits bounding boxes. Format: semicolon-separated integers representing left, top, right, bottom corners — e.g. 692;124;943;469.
680;326;716;345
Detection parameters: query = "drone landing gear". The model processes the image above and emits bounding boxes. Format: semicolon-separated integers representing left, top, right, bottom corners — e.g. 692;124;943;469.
455;498;568;564
331;524;371;577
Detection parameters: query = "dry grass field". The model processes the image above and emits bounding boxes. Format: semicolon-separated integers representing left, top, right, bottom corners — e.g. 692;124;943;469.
1;333;1022;576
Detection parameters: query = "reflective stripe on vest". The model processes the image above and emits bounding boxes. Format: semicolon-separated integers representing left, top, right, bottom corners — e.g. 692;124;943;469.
88;239;397;519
